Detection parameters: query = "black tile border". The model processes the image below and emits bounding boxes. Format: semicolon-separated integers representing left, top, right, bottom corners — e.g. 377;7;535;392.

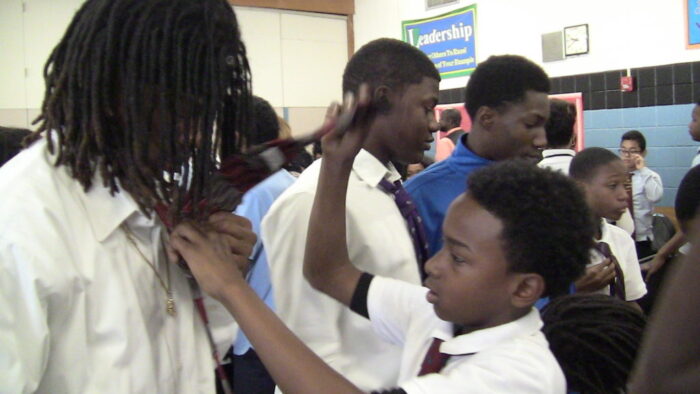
438;60;700;110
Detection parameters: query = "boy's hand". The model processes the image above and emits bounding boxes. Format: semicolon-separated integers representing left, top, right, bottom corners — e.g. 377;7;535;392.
208;211;256;276
642;254;666;281
631;153;645;170
168;216;255;300
320;84;373;166
574;258;616;292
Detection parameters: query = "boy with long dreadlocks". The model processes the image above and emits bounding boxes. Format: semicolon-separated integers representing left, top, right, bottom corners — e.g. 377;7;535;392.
0;0;257;392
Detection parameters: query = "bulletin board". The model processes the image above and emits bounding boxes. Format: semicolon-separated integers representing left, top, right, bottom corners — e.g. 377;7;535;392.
686;0;700;49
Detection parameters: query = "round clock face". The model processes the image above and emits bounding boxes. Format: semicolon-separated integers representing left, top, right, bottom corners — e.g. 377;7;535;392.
565;25;588;56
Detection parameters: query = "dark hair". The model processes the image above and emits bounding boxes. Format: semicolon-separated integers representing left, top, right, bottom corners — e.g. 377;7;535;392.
621;130;647;152
440;108;462;129
0;127;31;166
34;0;252;219
312;140;323;158
541;294;646;393
545;99;576;147
675;164;700;227
467;161;594;297
464;55;550;119
284;149;313;174
342;38;440;101
569;147;622;182
249;96;280;146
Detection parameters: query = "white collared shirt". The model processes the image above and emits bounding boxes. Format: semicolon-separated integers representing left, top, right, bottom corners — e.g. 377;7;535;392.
538;149;576;175
631;167;663;241
588;220;647;301
261;149;421;390
0;139;235;393
366;276;565;393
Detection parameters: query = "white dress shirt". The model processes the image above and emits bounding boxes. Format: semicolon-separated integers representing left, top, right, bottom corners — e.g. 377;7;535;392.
366;277;565;393
0;139;235;393
538;149;575;175
588;220;647;301
261;149;421;390
631;167;663;242
692;147;700;168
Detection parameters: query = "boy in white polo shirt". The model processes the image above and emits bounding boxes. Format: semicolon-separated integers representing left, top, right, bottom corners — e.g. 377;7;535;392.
169;96;594;393
569;147;647;308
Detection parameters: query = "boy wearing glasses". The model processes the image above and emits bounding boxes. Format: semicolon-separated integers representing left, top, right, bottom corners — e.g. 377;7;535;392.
619;130;663;259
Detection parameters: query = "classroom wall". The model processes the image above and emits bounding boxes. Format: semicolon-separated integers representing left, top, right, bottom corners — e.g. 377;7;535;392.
355;0;699;90
0;1;347;136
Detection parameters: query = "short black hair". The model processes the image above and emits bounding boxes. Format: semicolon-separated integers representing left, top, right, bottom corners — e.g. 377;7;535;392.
621;130;647;152
342;38;440;98
35;0;252;220
464;55;550;119
440;108;462;129
541;294;646;393
0;127;31;166
545;99;576;147
569;147;622;182
675;164;700;228
249;96;280;146
467;161;594;297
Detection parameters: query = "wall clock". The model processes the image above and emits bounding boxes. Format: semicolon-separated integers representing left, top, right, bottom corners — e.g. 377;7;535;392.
564;24;589;56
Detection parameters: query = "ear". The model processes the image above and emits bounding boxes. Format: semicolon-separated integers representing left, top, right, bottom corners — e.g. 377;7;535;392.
474;106;497;130
372;85;393;113
509;273;545;308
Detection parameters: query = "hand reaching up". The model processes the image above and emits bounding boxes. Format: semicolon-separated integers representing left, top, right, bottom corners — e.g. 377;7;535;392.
319;84;373;167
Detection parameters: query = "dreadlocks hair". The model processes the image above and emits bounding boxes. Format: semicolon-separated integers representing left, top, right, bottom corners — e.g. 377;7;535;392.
541;294;646;394
34;0;252;222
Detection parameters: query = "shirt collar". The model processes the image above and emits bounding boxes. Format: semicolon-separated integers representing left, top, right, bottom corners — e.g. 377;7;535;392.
542;149;575;158
352;148;401;187
37;137;143;242
430;308;543;356
447;134;492;172
73;171;144;242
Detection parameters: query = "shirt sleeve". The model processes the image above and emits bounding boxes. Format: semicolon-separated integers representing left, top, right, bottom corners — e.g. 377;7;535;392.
640;167;663;203
350;272;374;319
0;243;50;393
617;232;648;301
366;276;430;347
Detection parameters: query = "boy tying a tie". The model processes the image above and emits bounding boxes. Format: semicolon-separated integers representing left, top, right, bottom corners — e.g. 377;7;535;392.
169;90;596;392
569;147;648;309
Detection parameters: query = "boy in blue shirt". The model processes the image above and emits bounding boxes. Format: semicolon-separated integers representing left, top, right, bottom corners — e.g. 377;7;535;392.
169;92;595;392
405;55;550;259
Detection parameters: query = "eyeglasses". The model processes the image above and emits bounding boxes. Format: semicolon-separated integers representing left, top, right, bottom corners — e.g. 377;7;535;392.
618;149;641;156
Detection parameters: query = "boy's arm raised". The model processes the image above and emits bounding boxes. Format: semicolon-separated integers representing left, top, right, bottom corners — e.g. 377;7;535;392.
303;86;373;306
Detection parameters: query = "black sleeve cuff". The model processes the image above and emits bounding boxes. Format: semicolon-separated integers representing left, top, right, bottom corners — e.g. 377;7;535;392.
349;272;374;319
370;388;407;394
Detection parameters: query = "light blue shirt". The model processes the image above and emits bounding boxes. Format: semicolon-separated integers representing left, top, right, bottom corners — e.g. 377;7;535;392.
233;169;296;355
631;167;663;242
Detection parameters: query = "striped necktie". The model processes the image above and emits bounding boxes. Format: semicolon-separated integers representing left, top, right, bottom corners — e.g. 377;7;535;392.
379;178;430;278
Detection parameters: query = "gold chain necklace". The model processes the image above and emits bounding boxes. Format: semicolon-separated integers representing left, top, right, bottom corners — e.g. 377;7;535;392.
121;224;176;316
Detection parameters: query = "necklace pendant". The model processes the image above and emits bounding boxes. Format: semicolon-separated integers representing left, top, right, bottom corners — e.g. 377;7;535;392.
166;296;177;317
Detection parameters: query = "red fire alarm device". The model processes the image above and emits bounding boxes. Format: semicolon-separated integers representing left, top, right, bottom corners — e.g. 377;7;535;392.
621;76;635;92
